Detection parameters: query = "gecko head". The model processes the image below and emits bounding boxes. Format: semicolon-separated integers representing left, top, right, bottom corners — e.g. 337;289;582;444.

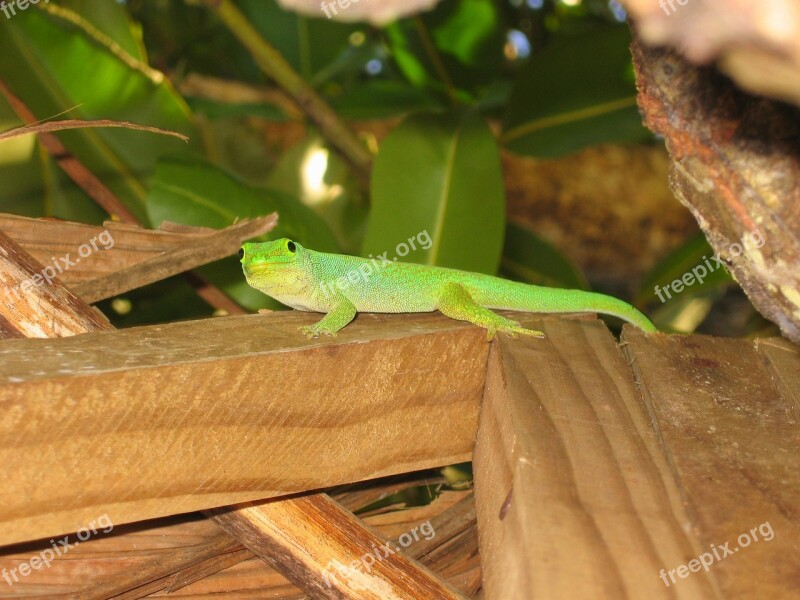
239;238;309;291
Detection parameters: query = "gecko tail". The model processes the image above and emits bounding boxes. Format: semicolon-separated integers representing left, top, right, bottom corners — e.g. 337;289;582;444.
486;284;658;333
535;288;658;332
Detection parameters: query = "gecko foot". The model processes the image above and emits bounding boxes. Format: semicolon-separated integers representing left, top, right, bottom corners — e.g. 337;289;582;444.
299;325;337;339
512;326;546;338
493;324;545;340
484;325;545;341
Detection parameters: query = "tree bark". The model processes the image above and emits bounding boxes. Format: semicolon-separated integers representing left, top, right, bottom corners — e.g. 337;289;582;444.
631;34;800;342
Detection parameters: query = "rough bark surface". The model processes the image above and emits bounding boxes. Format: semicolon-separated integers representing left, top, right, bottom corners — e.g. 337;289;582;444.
623;0;800;107
631;36;800;343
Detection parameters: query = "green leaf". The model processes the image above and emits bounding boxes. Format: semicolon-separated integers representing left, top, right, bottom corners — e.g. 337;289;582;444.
147;155;338;248
239;0;356;82
636;233;733;307
500;221;589;290
56;0;148;60
363;109;505;274
0;96;49;217
266;134;368;253
502;25;650;158
147;155;339;310
186;97;289;121
129;1;261;82
0;2;194;222
385;22;431;88
330;80;442;120
384;0;505;96
429;0;503;68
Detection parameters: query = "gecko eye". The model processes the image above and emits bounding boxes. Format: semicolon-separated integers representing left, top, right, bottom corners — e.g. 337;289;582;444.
238;247;245;259
287;241;296;253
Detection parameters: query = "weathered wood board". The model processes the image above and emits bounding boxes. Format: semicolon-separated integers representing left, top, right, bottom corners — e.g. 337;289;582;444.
0;220;471;599
474;320;716;600
1;303;798;598
0;312;486;546
0;213;276;303
622;328;800;599
210;494;467;600
0;488;476;599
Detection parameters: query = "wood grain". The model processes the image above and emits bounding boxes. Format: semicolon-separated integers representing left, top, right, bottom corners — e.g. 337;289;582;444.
0;230;112;338
0;311;486;546
0;213;277;303
755;337;800;423
622;328;800;599
474;319;715;599
210;494;467;600
0;220;469;597
0;489;477;599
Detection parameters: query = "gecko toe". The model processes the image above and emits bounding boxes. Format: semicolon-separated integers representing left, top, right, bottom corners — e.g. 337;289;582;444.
519;327;546;338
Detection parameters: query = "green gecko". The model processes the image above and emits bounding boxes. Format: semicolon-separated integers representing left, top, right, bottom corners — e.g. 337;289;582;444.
239;238;657;339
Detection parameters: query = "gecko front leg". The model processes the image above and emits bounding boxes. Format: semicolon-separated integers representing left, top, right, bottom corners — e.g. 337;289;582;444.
299;297;357;338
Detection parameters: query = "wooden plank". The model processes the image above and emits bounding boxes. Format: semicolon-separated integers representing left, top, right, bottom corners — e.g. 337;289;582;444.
209;494;468;600
72;216;277;303
0;213;277;303
1;215;205;281
0;311;485;546
622;328;800;599
755;337;800;422
474;319;716;600
0;229;112;337
0;489;477;598
0;231;473;597
0;224;467;597
0;313;25;339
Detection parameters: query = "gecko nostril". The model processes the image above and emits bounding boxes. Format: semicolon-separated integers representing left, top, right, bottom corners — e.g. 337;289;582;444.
238;248;245;260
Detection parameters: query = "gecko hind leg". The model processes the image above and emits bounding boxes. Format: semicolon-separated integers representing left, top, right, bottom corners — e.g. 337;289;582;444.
437;283;545;341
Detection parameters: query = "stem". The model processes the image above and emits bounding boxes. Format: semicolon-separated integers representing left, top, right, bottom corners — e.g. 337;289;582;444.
197;0;373;186
413;16;459;106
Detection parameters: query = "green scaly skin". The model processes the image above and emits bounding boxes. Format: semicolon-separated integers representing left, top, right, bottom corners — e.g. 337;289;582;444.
240;238;657;339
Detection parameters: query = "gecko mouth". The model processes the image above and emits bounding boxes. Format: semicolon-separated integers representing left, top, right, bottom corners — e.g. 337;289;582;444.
243;263;271;276
243;268;268;283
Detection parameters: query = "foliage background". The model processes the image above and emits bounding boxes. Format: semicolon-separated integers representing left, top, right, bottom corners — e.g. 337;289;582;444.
0;0;769;336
